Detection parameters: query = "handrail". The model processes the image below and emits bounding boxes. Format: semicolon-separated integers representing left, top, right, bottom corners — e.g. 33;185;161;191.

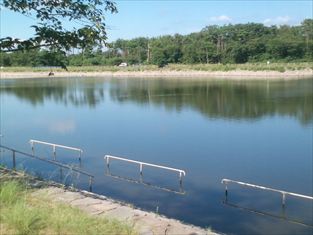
0;145;93;188
221;178;313;205
29;139;83;160
104;155;186;181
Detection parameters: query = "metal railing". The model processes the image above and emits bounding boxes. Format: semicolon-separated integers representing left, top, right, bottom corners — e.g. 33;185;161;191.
29;139;83;160
104;155;186;182
221;179;313;206
0;145;93;190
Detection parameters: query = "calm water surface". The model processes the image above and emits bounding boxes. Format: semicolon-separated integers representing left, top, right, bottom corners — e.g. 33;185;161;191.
0;77;312;235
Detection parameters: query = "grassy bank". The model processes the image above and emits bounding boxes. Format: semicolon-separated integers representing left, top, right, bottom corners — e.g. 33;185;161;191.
0;179;136;235
1;62;312;73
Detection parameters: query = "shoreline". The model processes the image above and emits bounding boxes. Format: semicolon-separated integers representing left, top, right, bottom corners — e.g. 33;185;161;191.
1;69;312;80
1;167;218;235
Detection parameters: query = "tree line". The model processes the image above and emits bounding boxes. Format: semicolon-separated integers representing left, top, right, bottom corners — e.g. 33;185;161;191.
1;19;312;67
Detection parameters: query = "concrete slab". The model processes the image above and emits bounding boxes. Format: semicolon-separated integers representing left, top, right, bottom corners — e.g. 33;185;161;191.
1;168;218;235
70;197;103;207
52;191;85;203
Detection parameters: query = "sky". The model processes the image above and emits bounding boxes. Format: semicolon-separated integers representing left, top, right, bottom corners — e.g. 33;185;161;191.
1;0;312;42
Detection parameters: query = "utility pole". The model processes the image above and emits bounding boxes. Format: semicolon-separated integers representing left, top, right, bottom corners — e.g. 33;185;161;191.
147;42;151;63
216;35;225;63
217;35;221;63
138;47;141;64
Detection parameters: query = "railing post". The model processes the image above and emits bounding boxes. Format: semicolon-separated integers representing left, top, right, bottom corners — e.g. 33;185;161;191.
12;150;16;169
179;172;182;184
140;163;143;175
52;145;56;160
31;141;34;155
89;176;93;192
106;156;110;167
60;167;63;181
282;193;286;207
79;150;82;161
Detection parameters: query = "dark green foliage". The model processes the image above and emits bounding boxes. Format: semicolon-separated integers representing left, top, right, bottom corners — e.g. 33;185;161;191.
68;19;313;66
1;19;312;67
0;50;68;68
0;0;117;53
0;0;117;69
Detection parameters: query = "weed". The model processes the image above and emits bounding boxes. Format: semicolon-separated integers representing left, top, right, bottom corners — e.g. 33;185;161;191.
0;180;137;235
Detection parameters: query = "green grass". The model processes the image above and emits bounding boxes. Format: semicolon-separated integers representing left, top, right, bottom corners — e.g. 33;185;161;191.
1;62;312;73
0;180;137;235
165;62;312;72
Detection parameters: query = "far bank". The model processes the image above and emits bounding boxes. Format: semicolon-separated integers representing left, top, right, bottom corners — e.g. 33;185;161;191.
1;69;312;80
1;63;312;80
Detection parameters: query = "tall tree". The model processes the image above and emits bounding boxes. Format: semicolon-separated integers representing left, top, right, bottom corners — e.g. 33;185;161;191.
0;0;117;53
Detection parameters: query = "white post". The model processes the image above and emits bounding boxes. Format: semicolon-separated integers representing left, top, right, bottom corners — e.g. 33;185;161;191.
79;150;82;160
31;141;34;155
52;145;56;160
282;193;286;206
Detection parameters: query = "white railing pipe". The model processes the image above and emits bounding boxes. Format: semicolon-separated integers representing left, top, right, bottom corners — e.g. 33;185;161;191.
221;178;313;206
104;155;186;180
29;139;83;159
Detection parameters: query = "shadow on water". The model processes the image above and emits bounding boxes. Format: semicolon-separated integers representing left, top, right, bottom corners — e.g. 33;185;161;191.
105;165;186;195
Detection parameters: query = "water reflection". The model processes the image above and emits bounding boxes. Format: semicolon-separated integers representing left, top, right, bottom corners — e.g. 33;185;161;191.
222;200;313;228
1;78;312;124
0;78;105;107
105;165;186;195
109;79;313;125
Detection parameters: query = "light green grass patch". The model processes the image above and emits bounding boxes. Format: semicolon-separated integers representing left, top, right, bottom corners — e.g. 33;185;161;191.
0;180;137;235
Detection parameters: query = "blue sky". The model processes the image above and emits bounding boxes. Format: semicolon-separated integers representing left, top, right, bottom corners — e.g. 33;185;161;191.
1;0;312;42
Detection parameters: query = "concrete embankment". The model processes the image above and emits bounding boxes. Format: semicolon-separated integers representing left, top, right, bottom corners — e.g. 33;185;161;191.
33;187;218;235
1;168;219;235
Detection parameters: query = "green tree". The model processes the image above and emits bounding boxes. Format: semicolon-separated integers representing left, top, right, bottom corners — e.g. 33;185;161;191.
0;0;117;53
301;19;313;59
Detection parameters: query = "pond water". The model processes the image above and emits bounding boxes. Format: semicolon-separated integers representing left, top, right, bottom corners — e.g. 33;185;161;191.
0;77;312;235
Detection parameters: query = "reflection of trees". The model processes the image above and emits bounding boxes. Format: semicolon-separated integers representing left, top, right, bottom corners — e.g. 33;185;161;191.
109;79;313;124
0;79;105;107
1;78;312;124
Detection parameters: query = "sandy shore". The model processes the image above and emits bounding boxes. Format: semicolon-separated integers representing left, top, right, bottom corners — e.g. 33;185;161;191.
1;69;312;80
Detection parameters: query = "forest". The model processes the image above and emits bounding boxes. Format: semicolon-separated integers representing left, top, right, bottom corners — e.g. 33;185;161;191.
1;19;312;68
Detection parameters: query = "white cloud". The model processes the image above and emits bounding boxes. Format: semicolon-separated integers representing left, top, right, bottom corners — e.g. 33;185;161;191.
49;120;76;134
32;117;76;134
209;15;232;22
263;16;291;26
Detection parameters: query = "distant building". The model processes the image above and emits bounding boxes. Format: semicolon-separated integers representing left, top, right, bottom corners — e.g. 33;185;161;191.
118;62;128;67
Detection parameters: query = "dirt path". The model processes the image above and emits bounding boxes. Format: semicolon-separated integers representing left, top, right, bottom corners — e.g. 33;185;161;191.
1;69;312;80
